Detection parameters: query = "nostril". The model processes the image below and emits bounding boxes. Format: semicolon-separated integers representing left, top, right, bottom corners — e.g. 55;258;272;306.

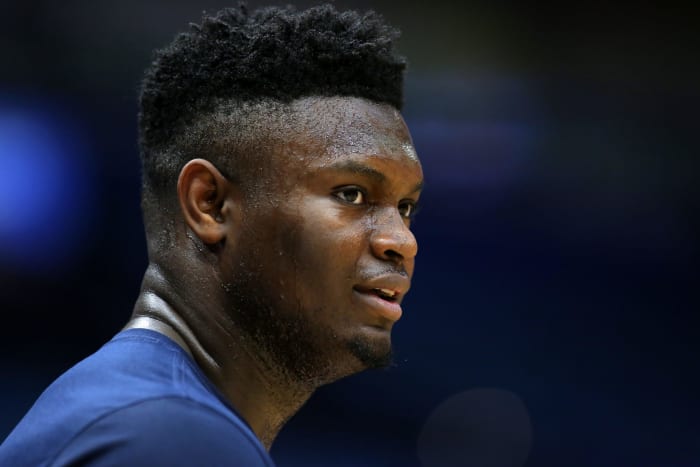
384;249;403;261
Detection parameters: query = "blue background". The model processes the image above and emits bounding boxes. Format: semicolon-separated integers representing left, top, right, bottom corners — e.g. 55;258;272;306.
1;1;698;466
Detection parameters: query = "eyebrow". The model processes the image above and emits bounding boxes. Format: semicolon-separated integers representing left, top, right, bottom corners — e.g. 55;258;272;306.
325;160;425;194
328;160;386;183
410;179;425;194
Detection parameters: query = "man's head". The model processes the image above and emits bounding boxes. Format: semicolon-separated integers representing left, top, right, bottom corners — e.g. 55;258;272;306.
139;4;405;213
137;4;422;385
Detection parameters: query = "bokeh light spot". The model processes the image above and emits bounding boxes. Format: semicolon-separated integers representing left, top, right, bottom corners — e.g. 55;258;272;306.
0;103;95;272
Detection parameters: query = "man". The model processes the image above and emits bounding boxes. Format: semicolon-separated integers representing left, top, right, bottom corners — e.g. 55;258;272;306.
0;4;423;465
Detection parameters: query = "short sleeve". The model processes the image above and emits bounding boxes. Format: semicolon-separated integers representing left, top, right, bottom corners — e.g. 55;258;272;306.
50;397;275;467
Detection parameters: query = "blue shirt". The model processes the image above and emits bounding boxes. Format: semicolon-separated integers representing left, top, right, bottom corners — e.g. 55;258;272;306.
0;329;275;466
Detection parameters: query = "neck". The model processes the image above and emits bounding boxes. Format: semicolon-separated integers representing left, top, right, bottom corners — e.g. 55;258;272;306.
126;263;315;449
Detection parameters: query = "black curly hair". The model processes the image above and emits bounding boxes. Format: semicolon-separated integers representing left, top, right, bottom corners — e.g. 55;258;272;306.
138;3;406;209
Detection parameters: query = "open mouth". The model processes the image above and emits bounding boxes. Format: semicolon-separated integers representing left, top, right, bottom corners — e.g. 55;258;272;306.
352;285;404;321
369;288;398;302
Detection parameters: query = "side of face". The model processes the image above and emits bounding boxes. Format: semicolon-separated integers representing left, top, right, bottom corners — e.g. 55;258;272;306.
220;96;424;385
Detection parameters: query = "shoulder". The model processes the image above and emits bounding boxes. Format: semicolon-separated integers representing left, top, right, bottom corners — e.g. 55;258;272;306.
52;397;275;467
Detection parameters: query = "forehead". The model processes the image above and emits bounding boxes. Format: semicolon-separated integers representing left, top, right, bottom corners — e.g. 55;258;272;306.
278;96;420;168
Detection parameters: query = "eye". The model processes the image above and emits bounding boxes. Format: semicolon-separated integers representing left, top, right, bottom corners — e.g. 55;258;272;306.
333;187;365;205
398;200;419;219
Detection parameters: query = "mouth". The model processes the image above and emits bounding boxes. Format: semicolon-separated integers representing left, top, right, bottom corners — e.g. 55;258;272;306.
352;286;403;322
371;288;399;302
353;285;401;302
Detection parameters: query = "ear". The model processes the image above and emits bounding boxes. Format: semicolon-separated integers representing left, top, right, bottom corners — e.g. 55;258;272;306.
177;158;233;245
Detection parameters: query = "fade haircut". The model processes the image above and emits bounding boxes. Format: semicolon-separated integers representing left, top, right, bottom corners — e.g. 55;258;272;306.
138;3;406;229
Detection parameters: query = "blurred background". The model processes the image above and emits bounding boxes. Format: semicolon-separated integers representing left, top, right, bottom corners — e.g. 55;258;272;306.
1;1;698;466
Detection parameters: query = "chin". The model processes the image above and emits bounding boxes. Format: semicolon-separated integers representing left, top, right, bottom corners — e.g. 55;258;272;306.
347;332;394;370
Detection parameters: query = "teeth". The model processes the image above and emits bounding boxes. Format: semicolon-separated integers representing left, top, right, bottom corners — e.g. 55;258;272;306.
374;288;396;298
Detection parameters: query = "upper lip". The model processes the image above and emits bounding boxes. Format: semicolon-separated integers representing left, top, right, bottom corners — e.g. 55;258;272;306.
353;274;411;302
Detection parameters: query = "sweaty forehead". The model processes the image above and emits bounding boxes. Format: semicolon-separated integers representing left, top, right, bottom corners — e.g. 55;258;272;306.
281;96;419;165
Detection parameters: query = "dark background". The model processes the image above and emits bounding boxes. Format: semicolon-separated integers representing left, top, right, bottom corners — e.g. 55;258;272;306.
1;1;698;466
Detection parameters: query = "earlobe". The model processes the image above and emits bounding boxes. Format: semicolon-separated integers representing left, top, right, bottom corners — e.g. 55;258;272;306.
177;159;230;245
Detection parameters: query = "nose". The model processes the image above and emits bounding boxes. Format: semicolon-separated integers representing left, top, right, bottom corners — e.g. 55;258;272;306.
369;208;418;264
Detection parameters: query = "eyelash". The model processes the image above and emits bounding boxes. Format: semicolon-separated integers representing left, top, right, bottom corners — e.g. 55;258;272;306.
332;187;420;220
398;199;420;220
333;187;366;205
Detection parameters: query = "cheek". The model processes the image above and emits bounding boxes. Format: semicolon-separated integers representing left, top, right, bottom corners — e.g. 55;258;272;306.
279;201;369;287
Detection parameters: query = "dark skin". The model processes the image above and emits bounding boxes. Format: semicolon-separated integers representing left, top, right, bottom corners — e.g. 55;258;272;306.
125;96;424;449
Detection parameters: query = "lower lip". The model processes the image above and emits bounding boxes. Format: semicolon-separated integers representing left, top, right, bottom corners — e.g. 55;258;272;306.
353;290;403;322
